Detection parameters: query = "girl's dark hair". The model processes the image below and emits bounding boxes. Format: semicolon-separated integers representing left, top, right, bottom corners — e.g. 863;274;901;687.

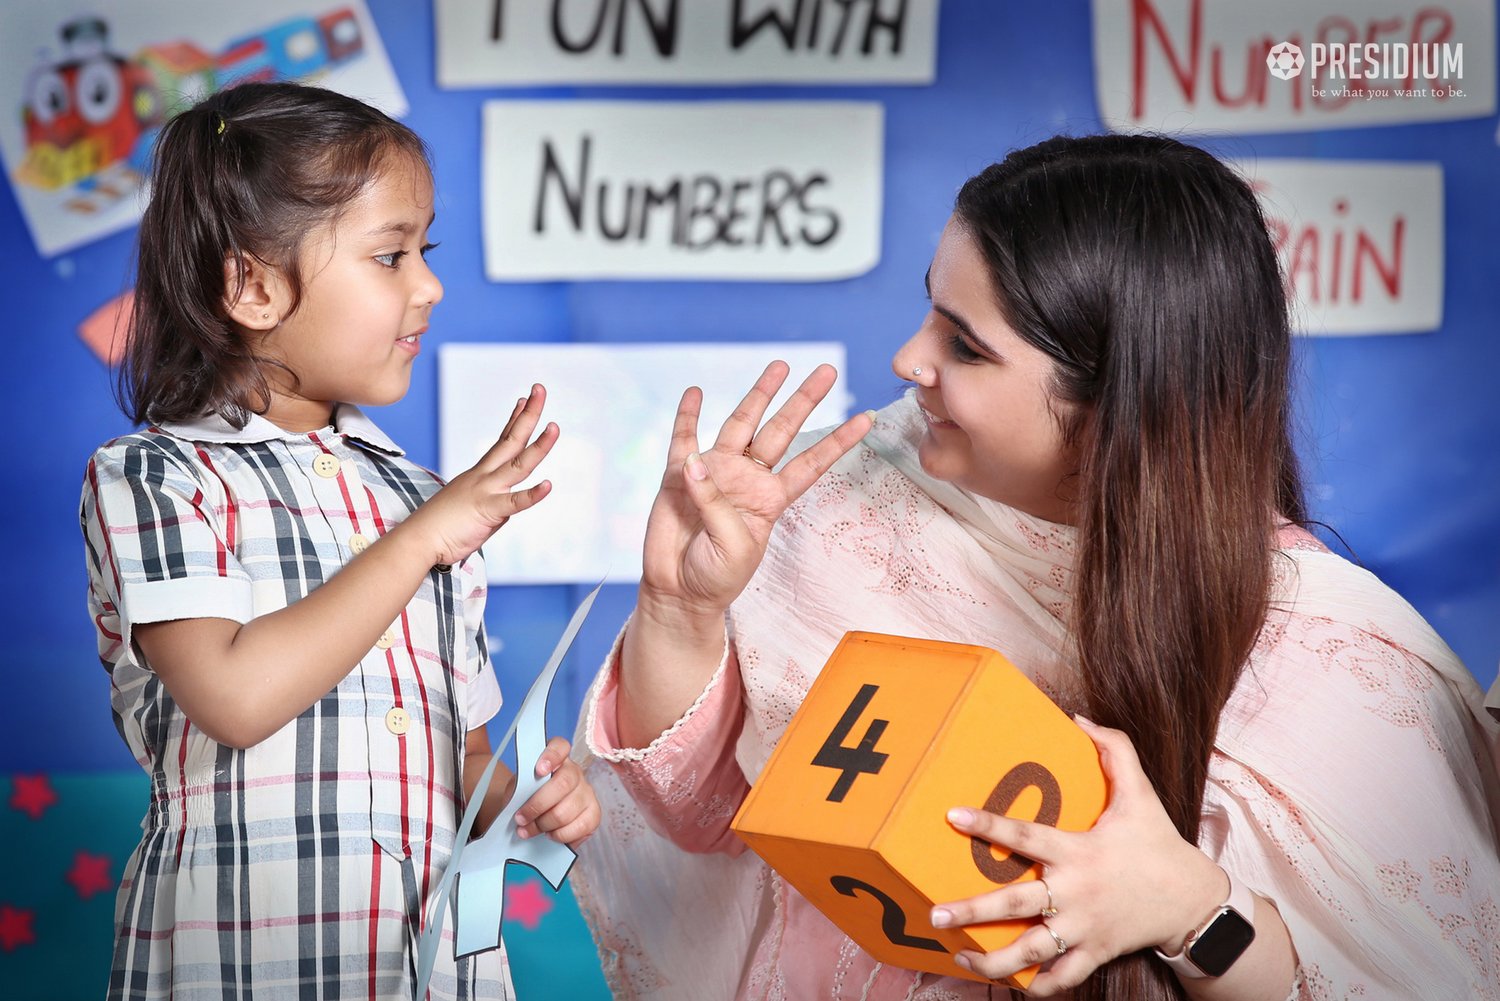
956;135;1305;1001
118;81;430;427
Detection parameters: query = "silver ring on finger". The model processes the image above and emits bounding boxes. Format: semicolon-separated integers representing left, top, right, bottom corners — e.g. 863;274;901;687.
742;446;773;469
1039;877;1059;919
1044;924;1067;957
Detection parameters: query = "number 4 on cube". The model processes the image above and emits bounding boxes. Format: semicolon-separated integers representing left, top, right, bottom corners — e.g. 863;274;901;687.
730;632;1108;988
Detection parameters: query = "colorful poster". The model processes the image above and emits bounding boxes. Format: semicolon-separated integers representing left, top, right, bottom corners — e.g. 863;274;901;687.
1094;0;1495;133
438;342;850;583
435;0;939;86
481;100;883;281
1;2;406;257
1243;160;1443;335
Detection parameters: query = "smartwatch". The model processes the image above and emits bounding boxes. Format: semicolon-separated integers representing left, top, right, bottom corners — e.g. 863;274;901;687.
1154;867;1257;978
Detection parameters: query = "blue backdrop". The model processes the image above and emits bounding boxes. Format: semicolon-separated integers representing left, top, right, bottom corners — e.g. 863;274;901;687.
2;0;1496;994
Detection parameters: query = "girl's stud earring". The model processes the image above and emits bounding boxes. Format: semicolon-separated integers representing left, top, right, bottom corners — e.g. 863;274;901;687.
262;312;271;320
912;366;923;378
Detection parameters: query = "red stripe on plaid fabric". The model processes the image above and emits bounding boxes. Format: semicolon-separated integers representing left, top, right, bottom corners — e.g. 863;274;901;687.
313;431;365;536
400;605;437;893
369;841;382;999
185;484;226;577
173;717;191;867
195;445;238;559
357;480;416;863
95;610;122;643
365;482;438;894
382;644;413;858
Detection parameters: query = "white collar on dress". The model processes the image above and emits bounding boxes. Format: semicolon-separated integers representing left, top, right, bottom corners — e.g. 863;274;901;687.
156;403;404;456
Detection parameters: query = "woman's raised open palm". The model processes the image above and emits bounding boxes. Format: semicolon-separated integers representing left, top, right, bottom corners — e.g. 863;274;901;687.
639;361;873;620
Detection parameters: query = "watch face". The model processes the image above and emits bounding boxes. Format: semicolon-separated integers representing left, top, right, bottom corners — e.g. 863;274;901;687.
1187;907;1256;976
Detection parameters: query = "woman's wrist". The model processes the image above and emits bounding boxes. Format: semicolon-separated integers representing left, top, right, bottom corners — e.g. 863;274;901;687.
1156;847;1234;956
617;594;728;748
634;587;727;645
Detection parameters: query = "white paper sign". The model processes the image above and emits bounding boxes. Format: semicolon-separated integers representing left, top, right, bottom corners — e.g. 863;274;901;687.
481;100;883;281
1094;0;1495;134
1242;160;1443;335
435;0;939;86
0;1;406;257
439;342;851;583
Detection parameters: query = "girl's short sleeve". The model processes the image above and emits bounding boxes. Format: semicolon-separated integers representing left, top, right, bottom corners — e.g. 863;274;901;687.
81;438;254;657
460;553;502;729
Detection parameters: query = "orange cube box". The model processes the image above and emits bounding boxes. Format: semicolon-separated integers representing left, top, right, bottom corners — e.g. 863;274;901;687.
731;632;1108;988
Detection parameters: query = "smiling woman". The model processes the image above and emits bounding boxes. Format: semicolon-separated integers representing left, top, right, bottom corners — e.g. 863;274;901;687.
892;218;1080;525
570;134;1500;1001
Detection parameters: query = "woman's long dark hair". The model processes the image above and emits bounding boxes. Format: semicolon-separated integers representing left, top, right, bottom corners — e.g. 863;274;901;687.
119;81;430;427
956;135;1305;1000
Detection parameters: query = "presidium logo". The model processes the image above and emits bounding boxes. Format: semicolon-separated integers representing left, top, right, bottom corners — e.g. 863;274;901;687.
1265;39;1465;91
1267;42;1304;80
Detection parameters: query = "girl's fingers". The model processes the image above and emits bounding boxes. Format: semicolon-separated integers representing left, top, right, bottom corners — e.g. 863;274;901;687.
661;387;705;486
533;736;572;778
491;422;559;486
514;760;581;828
479;384;547;469
776;410;874;500
495;395;527;444
491;479;552;522
523;789;586;836
742;364;839;464
536;798;601;847
712;361;790;454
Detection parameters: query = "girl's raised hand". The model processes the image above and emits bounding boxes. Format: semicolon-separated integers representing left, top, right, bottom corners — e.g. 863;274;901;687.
412;384;558;567
639;362;872;622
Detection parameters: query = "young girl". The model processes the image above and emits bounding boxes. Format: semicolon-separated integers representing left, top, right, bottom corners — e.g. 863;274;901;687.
80;82;598;1000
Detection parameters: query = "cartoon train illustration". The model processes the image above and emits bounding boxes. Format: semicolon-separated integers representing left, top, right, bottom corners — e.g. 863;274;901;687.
19;8;364;194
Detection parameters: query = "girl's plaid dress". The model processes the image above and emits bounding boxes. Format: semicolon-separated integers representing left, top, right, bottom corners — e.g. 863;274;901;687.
81;405;513;1000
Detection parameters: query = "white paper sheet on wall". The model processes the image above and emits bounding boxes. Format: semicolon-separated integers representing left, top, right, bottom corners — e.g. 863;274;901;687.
481;100;884;282
435;0;940;87
439;342;851;584
1093;0;1495;134
1242;159;1443;335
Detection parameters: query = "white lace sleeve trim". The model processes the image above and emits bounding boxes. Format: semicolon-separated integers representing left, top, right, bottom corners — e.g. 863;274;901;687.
583;612;732;763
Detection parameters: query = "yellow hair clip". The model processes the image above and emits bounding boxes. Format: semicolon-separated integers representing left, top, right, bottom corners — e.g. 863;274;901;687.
215;114;226;136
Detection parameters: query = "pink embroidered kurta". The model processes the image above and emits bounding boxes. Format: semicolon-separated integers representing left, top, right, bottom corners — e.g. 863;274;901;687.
572;394;1500;1001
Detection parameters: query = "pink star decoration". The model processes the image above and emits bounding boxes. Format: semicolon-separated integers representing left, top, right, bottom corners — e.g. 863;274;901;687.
0;905;35;952
68;851;115;900
503;879;554;931
9;775;57;820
